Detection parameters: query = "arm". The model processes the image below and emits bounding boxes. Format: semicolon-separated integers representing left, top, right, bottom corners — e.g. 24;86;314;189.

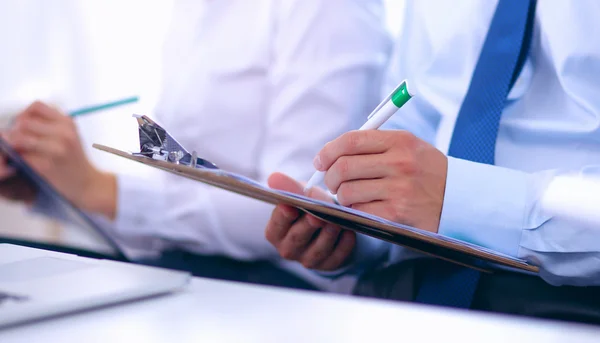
438;159;600;286
113;0;392;260
265;0;448;275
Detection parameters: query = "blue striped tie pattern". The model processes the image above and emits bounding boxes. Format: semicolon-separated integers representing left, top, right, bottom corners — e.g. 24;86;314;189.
414;0;537;308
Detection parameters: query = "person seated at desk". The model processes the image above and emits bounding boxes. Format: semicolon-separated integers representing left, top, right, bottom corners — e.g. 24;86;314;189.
0;0;391;293
263;0;600;323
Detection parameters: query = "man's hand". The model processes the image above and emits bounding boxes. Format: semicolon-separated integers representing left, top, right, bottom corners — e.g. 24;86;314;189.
0;150;36;203
265;172;356;271
0;149;15;180
314;130;447;233
4;101;117;218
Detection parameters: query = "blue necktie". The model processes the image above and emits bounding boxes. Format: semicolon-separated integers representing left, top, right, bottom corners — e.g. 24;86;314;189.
414;0;537;308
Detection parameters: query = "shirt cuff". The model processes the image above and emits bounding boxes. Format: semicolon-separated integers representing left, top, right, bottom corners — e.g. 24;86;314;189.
438;157;533;257
114;173;165;235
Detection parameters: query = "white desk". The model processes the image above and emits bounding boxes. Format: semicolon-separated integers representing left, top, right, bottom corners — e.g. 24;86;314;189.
1;277;599;343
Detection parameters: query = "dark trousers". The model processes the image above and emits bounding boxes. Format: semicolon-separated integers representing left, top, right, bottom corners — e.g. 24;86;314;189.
138;250;319;292
353;259;600;325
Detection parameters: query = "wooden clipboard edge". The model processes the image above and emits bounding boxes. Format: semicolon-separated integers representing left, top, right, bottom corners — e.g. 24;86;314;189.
93;144;539;274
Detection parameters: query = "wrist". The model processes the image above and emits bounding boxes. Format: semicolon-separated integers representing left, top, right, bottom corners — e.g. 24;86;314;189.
80;168;117;220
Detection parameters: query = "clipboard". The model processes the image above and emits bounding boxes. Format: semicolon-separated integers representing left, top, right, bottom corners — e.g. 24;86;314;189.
93;139;539;274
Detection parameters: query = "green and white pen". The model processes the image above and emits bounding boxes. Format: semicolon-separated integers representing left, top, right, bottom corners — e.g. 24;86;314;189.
303;80;414;192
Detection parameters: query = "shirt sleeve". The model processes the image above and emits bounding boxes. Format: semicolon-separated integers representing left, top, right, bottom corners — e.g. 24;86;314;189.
111;0;392;261
438;158;600;286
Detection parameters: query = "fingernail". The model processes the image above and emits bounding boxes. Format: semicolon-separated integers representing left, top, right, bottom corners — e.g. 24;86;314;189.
281;206;297;219
307;215;320;227
313;155;323;170
325;226;338;234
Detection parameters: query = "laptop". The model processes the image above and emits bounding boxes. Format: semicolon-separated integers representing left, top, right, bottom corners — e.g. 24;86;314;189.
0;243;190;328
0;123;190;328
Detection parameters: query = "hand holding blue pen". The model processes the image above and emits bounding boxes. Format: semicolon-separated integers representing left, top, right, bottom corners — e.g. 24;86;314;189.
0;97;138;215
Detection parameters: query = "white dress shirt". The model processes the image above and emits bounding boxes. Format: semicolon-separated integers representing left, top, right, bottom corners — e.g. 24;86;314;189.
352;0;600;286
105;0;390;292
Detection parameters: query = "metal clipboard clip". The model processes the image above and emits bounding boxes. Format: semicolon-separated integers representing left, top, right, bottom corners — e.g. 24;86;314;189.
131;114;219;170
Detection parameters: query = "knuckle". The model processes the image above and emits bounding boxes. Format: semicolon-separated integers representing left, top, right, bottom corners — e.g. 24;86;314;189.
328;157;350;191
365;129;383;144
310;250;326;263
390;153;419;177
306;215;321;228
337;157;350;179
264;227;276;244
63;132;77;147
345;131;362;150
325;225;341;236
37;160;51;174
66;117;77;129
55;144;68;158
336;182;353;206
14;118;27;132
390;202;408;223
300;256;317;269
320;141;335;167
279;247;296;260
289;231;307;245
396;156;419;176
30;101;44;112
396;130;417;145
339;232;357;255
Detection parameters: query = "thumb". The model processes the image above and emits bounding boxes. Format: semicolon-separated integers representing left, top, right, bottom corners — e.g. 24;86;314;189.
268;172;304;194
268;172;333;203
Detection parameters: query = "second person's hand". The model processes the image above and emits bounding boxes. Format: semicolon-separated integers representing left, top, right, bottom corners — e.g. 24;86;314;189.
0;144;36;203
5;101;117;219
265;172;356;271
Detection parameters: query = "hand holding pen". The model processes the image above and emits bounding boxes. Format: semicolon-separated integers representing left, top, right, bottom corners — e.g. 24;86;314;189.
265;79;452;269
0;97;137;214
304;80;414;192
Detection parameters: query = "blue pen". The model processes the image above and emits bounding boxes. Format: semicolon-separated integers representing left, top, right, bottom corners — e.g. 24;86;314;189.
68;96;139;117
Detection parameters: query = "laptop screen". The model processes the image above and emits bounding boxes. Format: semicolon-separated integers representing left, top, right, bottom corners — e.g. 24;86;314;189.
0;136;125;260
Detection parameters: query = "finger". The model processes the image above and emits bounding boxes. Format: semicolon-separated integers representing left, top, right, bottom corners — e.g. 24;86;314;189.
305;186;333;202
315;130;391;171
13;116;61;139
335;178;393;207
278;215;321;261
21;101;65;121
318;230;357;271
324;154;391;194
0;159;15;180
299;224;342;269
20;154;53;178
351;201;396;222
7;131;65;157
268;172;304;194
265;204;300;245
